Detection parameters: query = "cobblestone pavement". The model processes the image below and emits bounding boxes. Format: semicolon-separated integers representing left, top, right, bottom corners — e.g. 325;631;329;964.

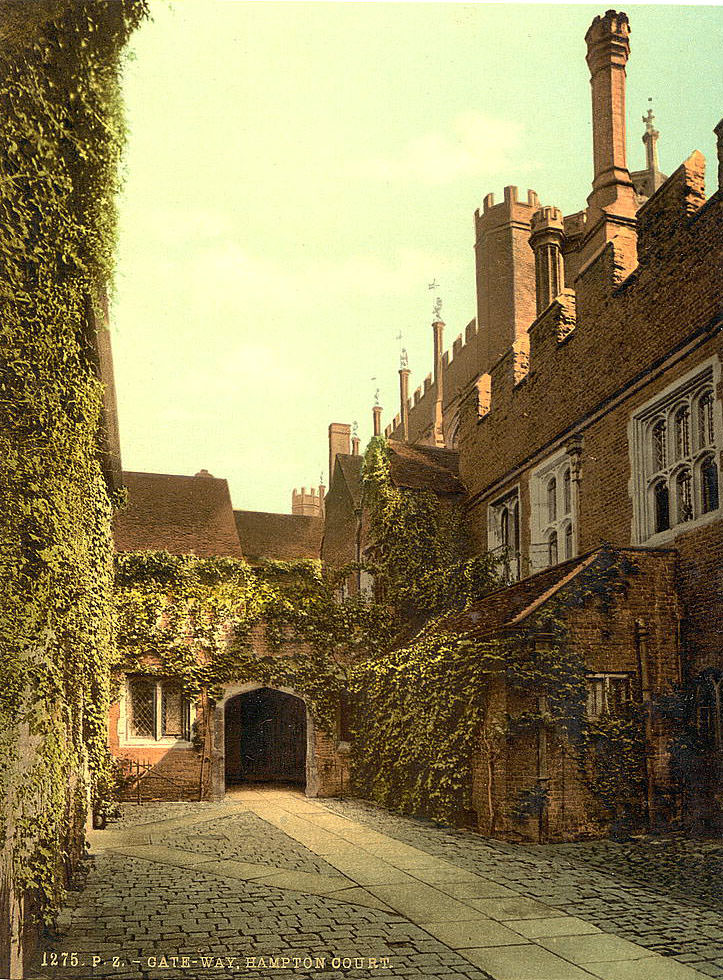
321;798;723;976
30;789;719;980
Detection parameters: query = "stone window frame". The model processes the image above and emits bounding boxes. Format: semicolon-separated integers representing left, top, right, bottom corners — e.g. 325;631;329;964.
487;485;521;583
586;673;633;719
529;451;577;573
119;675;194;747
629;358;722;546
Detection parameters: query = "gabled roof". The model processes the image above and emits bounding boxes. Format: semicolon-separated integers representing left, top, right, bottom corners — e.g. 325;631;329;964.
387;441;464;494
114;471;243;558
440;547;673;640
234;510;322;562
334;454;363;508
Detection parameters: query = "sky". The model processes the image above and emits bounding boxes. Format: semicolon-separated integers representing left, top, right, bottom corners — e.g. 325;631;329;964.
112;1;723;514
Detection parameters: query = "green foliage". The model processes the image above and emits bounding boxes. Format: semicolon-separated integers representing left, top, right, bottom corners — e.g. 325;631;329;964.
350;447;646;831
0;0;148;925
113;553;387;734
362;438;498;623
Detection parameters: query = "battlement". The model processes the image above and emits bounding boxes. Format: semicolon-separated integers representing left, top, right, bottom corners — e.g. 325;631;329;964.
461;145;720;458
292;485;325;518
477;186;540;219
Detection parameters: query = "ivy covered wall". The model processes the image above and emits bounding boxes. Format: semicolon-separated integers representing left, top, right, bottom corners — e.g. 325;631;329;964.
0;2;147;970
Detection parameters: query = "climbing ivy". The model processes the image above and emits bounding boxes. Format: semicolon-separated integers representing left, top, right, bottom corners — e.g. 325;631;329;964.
0;0;148;928
349;441;648;830
113;553;389;735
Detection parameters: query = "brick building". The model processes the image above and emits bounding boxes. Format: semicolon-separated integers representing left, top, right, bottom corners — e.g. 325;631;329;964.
322;10;723;833
107;9;721;836
110;470;345;803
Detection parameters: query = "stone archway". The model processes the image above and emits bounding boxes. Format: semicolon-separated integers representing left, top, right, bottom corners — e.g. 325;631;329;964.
224;688;306;786
210;682;320;798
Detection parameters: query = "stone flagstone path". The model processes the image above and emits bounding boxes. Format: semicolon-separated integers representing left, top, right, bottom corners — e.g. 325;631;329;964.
31;787;713;980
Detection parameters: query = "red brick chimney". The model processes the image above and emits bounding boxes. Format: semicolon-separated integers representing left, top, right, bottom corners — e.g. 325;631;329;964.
372;404;383;437
582;9;637;264
432;320;445;446
399;365;410;442
529;207;565;315
328;423;351;486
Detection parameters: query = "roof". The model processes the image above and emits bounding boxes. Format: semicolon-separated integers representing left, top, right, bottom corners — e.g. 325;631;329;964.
439;547;673;640
335;454;363;508
234;510;322;562
114;471;243;558
387;441;464;494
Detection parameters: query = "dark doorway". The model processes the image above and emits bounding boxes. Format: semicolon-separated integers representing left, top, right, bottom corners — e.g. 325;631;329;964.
224;688;306;787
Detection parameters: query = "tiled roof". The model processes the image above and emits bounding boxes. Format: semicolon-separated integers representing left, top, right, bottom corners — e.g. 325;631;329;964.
336;454;363;507
387;441;464;494
234;510;323;562
439;547;674;639
114;471;243;558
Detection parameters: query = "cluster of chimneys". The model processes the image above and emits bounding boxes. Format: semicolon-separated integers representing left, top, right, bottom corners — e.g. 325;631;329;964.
372;10;667;448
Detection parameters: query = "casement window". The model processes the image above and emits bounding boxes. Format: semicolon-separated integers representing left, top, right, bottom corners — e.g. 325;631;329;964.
630;362;721;543
488;488;521;582
586;674;632;719
127;676;192;742
530;453;577;572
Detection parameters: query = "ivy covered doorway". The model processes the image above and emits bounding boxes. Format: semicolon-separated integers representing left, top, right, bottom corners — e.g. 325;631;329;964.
225;688;306;786
213;683;319;797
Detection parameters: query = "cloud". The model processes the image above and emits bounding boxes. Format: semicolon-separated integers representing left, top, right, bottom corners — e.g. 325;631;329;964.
351;111;524;185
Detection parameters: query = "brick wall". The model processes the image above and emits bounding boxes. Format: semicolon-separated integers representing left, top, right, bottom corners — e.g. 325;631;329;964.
460;157;722;682
471;551;681;840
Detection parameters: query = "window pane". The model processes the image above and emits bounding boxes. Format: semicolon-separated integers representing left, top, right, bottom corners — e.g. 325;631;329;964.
587;680;604;718
548;531;558;566
676;468;693;523
698;391;714;448
129;678;155;737
652;419;666;471
702;456;719;514
675;405;690;460
564;523;573;559
162;684;184;737
562;469;571;514
547;477;557;523
500;507;509;548
654;479;669;533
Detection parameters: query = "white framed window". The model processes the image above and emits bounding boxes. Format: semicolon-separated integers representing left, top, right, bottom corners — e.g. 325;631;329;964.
530;452;576;572
586;674;633;719
630;360;721;544
124;676;193;744
488;487;521;582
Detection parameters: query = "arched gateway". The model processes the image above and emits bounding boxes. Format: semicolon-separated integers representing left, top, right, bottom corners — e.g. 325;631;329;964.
225;688;306;786
211;683;320;797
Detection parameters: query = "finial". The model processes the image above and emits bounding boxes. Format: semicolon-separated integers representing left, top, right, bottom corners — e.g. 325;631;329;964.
429;279;443;322
374;387;380;406
352;420;359;439
643;99;656;135
642;98;660;174
400;347;409;370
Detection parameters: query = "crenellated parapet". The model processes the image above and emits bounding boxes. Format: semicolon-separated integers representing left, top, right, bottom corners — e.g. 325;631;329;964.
458;150;721;507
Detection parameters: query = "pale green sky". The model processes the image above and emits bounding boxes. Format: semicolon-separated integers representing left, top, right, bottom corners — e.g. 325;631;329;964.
112;1;723;514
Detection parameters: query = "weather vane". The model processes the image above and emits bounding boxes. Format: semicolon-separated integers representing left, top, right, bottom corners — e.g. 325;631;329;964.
400;347;409;370
429;279;443;321
352;420;359;439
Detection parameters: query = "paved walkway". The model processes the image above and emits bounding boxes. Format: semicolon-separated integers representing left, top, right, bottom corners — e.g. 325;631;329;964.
31;788;717;980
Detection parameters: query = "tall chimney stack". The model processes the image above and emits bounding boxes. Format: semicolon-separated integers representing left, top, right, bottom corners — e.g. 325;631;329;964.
583;10;637;262
399;364;410;442
432;320;445;447
372;404;383;437
328;422;351;487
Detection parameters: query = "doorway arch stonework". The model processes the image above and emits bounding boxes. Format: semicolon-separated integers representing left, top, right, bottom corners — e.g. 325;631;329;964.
211;682;321;799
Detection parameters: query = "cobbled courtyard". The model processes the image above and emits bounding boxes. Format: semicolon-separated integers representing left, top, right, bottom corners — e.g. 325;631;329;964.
30;788;723;980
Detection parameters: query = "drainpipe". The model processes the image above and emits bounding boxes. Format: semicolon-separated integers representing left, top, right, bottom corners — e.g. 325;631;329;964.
634;621;655;830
